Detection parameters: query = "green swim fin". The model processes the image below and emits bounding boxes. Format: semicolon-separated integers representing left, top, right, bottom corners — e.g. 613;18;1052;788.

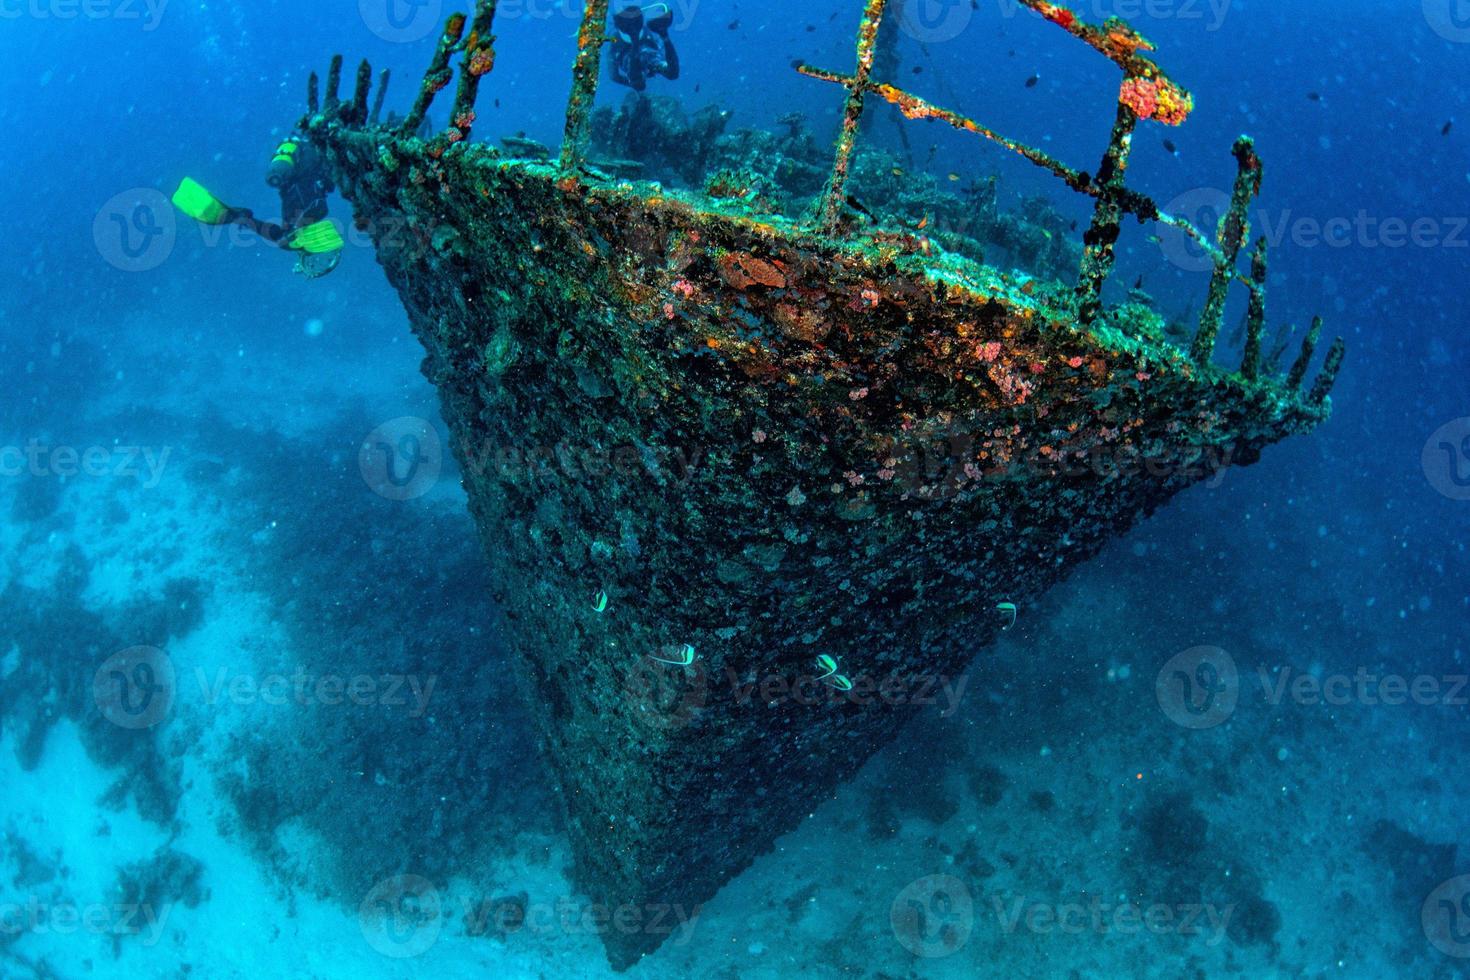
171;177;232;225
287;219;345;254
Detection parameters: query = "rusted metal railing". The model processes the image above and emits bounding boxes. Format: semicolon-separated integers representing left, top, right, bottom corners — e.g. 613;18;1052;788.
797;0;1341;395
300;1;1343;400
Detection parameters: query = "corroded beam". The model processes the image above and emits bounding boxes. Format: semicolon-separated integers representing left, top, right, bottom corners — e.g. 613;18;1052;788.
1308;338;1347;404
1241;237;1268;379
351;59;373;126
370;69;391;126
325;54;344;109
559;0;612;172
402;12;468;137
1192;137;1263;363
1075;102;1139;325
798;64;1091;194
1286;315;1323;391
816;0;890;231
449;0;500;142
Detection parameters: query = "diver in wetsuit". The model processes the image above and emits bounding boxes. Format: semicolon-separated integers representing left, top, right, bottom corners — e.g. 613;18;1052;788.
263;137;333;240
171;135;345;279
611;4;680;92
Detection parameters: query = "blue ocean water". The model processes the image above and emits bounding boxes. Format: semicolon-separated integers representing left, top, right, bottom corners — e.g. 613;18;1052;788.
1;1;1467;977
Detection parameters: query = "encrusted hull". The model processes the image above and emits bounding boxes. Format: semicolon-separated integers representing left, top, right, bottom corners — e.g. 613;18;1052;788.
287;0;1348;965
315;128;1325;967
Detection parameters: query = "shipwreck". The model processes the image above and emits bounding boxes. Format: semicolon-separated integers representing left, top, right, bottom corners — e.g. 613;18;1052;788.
296;0;1343;968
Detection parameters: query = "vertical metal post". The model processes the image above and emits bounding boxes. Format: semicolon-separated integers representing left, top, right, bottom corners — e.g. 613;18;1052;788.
1074;101;1138;325
1191;136;1262;363
352;60;374;126
403;13;468;137
451;0;501;141
559;0;612;172
1240;236;1267;380
371;69;392;126
1307;338;1346;405
817;0;890;232
325;55;344;109
1286;316;1323;391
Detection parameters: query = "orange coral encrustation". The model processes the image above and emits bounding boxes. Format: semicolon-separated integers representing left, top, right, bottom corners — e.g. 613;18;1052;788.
718;252;788;290
1118;76;1194;126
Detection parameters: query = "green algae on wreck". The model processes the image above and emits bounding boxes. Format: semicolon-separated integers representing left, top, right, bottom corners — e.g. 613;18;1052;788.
297;0;1343;969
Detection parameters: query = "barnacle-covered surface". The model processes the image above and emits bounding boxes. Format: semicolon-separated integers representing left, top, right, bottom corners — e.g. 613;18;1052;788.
311;116;1328;967
280;0;1353;968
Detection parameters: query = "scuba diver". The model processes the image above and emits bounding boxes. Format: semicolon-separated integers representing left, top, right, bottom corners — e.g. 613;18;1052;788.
170;135;345;279
610;3;680;92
